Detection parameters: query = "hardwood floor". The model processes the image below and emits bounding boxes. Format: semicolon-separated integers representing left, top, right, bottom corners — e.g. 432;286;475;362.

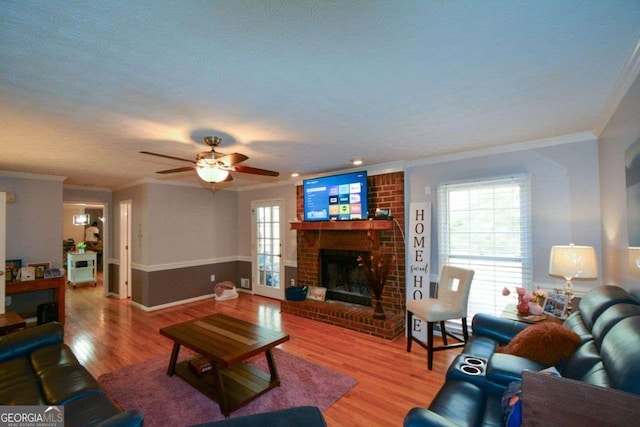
64;283;461;426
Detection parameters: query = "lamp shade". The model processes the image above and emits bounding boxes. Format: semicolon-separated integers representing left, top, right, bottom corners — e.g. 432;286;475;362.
549;244;598;280
196;166;229;183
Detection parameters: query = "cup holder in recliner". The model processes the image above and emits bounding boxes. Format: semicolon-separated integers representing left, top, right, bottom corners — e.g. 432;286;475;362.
457;356;486;376
463;357;486;367
460;364;483;375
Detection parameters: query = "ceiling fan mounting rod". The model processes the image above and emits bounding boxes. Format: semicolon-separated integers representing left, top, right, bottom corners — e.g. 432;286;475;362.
204;136;221;148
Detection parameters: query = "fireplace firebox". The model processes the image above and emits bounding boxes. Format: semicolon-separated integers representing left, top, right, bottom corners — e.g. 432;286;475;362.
320;249;371;306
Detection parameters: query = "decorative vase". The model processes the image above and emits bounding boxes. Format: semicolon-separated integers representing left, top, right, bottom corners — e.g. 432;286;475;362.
79;248;85;254
373;300;386;320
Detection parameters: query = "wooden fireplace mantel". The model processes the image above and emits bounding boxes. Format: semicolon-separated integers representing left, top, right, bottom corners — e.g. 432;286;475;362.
290;220;393;247
289;220;393;231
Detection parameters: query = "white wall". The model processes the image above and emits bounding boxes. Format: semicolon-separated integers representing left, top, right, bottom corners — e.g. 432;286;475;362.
147;183;238;264
0;174;65;269
406;137;602;296
599;72;640;295
112;182;239;267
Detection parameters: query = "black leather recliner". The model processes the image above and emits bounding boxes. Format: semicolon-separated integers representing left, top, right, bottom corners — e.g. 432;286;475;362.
404;286;640;427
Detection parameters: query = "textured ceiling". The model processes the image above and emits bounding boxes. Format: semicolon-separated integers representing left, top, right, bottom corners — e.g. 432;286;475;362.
1;1;640;190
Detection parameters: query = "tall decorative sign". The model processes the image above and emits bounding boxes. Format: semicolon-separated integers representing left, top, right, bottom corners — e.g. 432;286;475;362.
407;202;431;341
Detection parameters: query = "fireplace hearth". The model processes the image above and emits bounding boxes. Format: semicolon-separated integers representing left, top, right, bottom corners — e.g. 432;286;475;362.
321;249;371;306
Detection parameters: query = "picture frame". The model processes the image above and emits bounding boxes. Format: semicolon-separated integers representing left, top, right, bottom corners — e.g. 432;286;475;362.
73;213;90;225
20;266;36;281
5;259;22;282
542;293;569;319
27;262;51;280
44;268;64;279
306;285;327;302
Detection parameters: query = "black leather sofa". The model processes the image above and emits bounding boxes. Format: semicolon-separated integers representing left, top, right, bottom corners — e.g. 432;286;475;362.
0;322;143;427
404;285;640;426
192;405;327;427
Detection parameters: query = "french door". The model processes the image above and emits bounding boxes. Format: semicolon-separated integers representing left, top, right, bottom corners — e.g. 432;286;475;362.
252;199;285;300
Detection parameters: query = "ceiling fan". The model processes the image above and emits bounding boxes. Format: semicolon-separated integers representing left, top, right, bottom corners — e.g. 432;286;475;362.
140;136;279;184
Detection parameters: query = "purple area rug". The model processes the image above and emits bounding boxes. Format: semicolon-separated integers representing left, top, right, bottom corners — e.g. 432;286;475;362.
98;348;357;426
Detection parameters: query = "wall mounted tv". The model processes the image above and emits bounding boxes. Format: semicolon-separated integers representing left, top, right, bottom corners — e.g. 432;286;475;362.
303;171;368;221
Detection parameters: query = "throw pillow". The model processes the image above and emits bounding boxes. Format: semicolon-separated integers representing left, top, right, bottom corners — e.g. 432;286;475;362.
496;322;581;366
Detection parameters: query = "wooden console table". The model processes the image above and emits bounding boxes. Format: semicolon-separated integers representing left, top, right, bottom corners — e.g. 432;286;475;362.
6;276;65;325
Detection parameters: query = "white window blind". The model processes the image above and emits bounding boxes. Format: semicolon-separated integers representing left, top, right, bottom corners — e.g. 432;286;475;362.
438;175;532;320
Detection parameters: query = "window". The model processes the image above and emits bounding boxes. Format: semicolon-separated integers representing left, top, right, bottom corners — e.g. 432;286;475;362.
438;175;532;320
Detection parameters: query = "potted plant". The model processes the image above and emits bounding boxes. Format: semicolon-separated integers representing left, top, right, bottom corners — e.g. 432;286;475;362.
77;242;87;254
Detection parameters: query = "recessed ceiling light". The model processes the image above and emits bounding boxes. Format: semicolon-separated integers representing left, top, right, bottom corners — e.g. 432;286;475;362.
291;173;299;178
352;159;363;166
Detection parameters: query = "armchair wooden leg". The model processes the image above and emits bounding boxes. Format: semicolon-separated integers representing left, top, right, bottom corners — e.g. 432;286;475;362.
440;321;448;345
427;321;434;370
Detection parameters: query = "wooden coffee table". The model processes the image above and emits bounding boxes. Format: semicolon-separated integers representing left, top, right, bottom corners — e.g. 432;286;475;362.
159;313;290;417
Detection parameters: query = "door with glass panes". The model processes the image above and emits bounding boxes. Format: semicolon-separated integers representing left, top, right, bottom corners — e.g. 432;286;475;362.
252;200;285;300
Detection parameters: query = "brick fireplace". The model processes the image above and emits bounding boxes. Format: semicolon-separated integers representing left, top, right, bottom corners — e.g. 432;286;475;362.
281;172;406;339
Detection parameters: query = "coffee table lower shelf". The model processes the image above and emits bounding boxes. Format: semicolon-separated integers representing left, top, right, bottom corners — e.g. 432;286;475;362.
174;358;280;416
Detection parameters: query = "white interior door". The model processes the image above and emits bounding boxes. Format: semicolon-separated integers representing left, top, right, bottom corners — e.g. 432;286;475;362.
0;192;6;313
252;199;285;300
119;200;132;299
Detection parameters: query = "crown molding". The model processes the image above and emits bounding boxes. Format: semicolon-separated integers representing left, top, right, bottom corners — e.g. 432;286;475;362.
407;131;597;167
114;177;204;191
64;184;112;192
592;34;640;135
0;170;66;182
234;179;297;192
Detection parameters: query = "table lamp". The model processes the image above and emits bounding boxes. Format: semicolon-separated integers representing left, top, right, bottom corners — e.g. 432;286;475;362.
549;244;598;307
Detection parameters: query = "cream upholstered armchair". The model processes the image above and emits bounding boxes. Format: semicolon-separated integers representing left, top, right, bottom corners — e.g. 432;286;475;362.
406;266;475;370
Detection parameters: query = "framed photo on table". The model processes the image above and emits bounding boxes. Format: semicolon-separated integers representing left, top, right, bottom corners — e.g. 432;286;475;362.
306;285;327;301
543;293;569;319
27;262;51;279
5;259;22;282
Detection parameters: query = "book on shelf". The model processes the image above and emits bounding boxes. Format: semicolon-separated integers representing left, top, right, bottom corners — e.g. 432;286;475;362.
188;357;212;375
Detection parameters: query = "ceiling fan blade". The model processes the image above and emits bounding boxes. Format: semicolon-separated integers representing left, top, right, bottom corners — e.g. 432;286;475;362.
156;166;196;174
231;165;280;177
216;153;249;167
140;151;196;164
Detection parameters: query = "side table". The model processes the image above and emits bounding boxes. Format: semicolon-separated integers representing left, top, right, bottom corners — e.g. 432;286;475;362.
0;311;26;335
501;304;562;324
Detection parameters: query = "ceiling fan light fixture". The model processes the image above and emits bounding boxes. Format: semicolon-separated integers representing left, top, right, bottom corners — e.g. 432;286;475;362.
196;166;230;183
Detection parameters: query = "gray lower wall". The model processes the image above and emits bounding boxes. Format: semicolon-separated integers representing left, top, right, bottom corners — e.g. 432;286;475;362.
107;260;301;307
130;261;243;308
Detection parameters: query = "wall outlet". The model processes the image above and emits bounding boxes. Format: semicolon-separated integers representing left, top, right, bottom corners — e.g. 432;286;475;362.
290;279;295;286
5;296;11;306
210;274;215;282
240;278;250;289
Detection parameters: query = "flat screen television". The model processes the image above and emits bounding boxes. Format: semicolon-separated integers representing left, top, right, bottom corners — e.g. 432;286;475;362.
303;171;368;221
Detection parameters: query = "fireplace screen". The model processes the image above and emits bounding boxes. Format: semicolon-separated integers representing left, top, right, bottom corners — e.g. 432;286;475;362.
320;249;371;306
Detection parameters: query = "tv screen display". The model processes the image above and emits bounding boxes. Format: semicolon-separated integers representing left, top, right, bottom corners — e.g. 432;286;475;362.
303;171;368;221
